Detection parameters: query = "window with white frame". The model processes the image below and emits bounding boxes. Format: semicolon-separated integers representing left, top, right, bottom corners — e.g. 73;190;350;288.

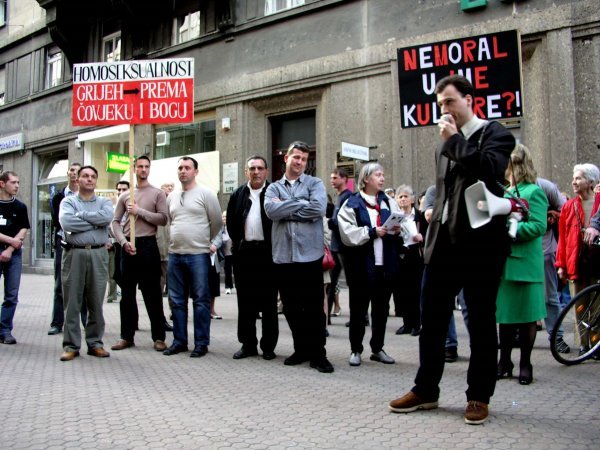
0;1;6;28
46;47;63;89
265;0;305;16
103;33;121;62
172;11;201;45
0;67;5;105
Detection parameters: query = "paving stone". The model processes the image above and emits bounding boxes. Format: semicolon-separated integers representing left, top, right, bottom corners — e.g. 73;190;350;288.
1;274;599;449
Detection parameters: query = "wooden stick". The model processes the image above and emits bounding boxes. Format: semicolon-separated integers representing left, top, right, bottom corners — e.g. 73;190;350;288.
129;125;136;244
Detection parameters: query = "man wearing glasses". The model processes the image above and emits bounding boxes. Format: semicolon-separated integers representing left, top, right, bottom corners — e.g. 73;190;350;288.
48;162;84;336
106;181;129;304
226;155;278;361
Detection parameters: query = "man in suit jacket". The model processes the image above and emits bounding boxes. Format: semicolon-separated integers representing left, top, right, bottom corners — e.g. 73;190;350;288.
389;75;516;425
226;155;278;361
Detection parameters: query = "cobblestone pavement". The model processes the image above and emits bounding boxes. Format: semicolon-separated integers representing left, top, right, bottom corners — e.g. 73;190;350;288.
1;274;599;449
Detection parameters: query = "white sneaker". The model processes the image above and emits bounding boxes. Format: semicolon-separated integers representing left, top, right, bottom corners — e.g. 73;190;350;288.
225;289;232;295
349;352;361;366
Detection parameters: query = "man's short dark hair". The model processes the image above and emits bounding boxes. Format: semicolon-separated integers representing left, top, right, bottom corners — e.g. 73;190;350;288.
435;74;474;98
116;180;130;189
179;156;198;169
331;167;348;179
246;155;268;169
0;171;17;183
134;155;151;166
286;141;311;156
70;162;82;168
78;165;98;177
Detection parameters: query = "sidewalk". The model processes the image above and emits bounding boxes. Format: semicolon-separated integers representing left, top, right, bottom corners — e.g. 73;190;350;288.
0;274;598;449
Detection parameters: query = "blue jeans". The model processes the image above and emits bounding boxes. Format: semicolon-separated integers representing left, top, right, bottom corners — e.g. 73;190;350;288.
558;283;571;308
0;248;23;336
168;253;211;348
446;290;468;349
543;253;563;339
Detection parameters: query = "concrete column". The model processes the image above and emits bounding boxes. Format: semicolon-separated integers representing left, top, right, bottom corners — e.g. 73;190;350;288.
544;29;577;188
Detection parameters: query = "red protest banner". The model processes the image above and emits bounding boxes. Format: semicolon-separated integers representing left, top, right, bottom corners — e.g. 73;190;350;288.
72;58;194;126
397;30;522;128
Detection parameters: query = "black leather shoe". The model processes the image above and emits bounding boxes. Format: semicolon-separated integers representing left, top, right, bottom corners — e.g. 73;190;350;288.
233;347;258;359
48;326;61;335
164;321;174;332
163;344;188;356
445;347;458;363
410;327;421;336
310;357;334;373
0;333;17;344
395;326;411;335
190;345;208;358
346;317;369;328
284;352;309;366
262;351;276;360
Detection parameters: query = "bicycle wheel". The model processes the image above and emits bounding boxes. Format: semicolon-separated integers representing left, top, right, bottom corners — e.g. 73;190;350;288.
550;283;600;365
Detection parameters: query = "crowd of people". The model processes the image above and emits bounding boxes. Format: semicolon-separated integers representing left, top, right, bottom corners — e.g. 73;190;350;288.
1;75;599;426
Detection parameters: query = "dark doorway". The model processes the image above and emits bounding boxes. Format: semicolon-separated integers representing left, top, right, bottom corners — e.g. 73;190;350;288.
270;110;316;181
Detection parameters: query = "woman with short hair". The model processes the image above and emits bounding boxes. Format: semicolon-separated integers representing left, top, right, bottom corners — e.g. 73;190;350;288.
337;162;402;367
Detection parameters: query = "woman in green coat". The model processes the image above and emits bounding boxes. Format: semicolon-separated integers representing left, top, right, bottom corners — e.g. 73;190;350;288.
496;144;548;385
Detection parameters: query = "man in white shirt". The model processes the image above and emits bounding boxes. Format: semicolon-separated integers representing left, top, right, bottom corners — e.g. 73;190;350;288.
226;156;278;361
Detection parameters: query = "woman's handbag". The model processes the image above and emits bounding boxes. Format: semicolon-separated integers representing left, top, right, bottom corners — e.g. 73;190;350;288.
323;245;336;271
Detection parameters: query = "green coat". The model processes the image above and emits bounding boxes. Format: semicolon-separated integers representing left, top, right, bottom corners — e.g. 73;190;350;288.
496;182;548;324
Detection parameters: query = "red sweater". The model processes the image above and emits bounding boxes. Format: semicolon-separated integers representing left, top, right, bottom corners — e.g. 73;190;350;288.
555;193;600;279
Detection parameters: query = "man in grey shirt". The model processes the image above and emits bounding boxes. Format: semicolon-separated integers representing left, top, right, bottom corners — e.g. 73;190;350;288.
536;177;567;350
265;141;332;373
58;166;113;362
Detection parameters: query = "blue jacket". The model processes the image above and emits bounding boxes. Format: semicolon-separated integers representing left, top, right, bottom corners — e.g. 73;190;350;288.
341;191;401;283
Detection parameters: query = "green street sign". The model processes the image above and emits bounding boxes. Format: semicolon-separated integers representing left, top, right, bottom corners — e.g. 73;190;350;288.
107;152;130;173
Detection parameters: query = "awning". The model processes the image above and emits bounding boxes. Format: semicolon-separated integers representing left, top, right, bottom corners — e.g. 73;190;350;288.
77;124;130;143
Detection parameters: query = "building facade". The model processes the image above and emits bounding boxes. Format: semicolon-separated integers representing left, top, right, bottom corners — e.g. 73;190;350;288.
0;0;598;271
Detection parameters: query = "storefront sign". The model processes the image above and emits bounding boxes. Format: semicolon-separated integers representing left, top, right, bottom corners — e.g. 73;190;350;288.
0;132;24;155
222;162;238;194
72;58;194;126
397;30;522;128
341;142;369;161
106;152;130;173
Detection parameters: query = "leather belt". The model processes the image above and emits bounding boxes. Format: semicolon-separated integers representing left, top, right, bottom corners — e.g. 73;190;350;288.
61;242;104;250
241;240;266;248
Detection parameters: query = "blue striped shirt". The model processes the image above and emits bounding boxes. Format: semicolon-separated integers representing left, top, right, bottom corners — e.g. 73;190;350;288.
265;173;326;264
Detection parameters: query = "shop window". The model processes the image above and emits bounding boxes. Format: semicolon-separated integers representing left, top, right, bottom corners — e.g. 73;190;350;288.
103;32;121;62
0;1;6;28
0;66;5;106
265;0;305;16
36;153;69;260
45;47;63;89
172;11;201;45
154;120;216;160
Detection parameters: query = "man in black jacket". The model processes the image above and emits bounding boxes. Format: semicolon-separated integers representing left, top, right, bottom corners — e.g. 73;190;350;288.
389;75;516;425
48;162;86;335
226;155;278;360
327;168;352;320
